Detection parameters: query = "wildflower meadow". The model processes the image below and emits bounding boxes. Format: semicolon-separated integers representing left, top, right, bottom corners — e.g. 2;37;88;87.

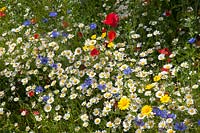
0;0;200;132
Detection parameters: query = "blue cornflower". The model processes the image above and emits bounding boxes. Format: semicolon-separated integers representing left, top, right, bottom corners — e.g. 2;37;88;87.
97;84;106;91
174;122;187;131
84;77;93;86
81;77;93;89
62;32;68;37
43;96;50;102
49;11;58;17
35;86;44;94
123;67;132;75
90;23;97;30
81;83;89;89
42;18;48;23
167;113;176;119
159;110;168;118
50;63;57;69
134;118;145;126
51;31;60;38
23;20;31;26
153;107;161;116
198;120;200;126
39;56;48;64
188;38;196;44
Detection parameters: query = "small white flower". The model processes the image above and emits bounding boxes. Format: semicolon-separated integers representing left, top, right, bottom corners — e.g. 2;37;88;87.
94;118;101;125
44;104;52;112
158;54;165;60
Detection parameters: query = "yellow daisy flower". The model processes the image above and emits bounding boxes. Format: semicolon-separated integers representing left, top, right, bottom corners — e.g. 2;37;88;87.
141;105;152;116
153;75;161;82
91;34;97;40
118;96;131;110
160;94;171;103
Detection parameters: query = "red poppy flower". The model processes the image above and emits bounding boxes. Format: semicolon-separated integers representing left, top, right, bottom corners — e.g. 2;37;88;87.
90;48;100;56
34;33;39;39
0;11;6;17
103;12;119;27
27;90;34;97
108;30;116;42
161;67;169;72
158;48;171;56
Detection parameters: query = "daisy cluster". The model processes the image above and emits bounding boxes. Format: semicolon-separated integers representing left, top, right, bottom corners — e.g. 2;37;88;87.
0;0;200;132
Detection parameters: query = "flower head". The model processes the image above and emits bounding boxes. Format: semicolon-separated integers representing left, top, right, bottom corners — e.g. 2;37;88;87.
103;12;119;27
188;38;196;44
153;75;161;82
90;48;100;56
118;96;130;110
108;30;116;42
160;94;170;103
23;20;31;26
174;122;187;131
49;11;57;17
90;23;97;30
141;105;152;116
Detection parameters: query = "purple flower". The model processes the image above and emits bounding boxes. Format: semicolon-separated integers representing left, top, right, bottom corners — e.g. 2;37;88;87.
198;120;200;126
50;63;57;69
134;118;145;126
97;84;106;90
174;122;187;131
51;31;60;38
188;38;196;44
39;56;48;64
49;11;57;17
90;23;97;30
62;32;68;37
35;86;44;94
23;20;31;26
81;77;93;89
43;96;50;102
123;67;132;75
42;18;48;23
160;110;168;118
167;113;176;119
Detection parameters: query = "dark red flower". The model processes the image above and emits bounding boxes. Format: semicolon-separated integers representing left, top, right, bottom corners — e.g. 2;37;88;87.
62;21;69;28
158;48;171;56
167;58;171;63
31;18;37;24
77;32;83;38
102;27;107;33
103;12;119;27
108;30;116;42
90;48;100;57
163;10;171;17
34;33;39;39
27;90;35;97
20;109;28;116
0;11;6;17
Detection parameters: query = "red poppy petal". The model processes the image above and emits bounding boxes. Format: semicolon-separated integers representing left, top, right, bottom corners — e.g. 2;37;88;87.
108;30;116;42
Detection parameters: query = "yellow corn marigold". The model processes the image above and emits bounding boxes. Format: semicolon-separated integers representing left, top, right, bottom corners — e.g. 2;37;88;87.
118;96;130;110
